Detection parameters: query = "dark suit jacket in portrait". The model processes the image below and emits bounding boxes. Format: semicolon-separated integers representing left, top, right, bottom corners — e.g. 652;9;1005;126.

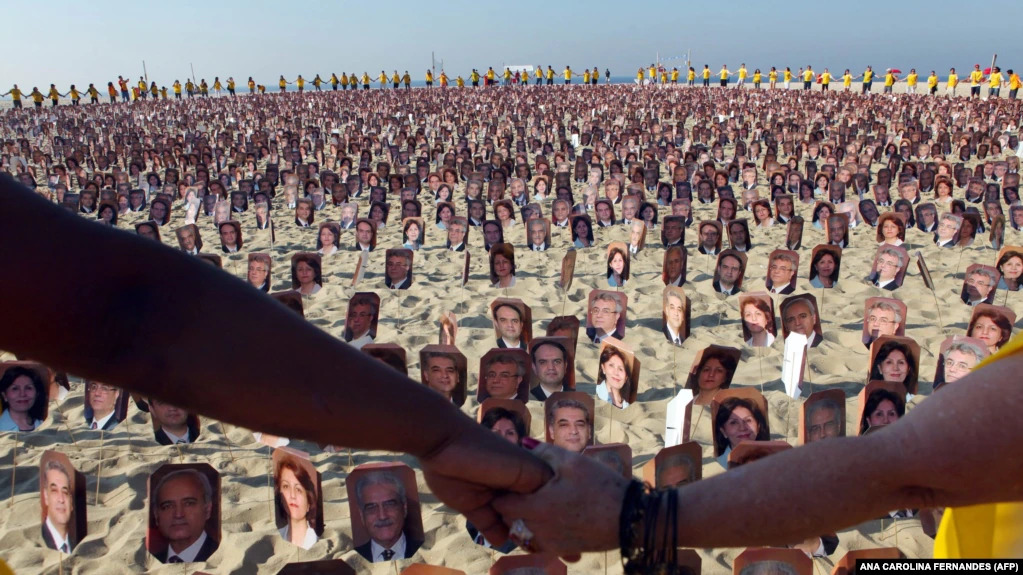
712;279;738;295
153;533;219;563
41;524;76;553
355;537;423;562
496;338;527;350
85;413;120;431
154;422;201;446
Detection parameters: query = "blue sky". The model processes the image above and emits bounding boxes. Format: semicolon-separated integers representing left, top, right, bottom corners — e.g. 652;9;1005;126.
4;0;1021;91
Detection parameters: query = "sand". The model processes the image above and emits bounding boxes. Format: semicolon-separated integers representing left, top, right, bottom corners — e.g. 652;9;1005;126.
0;84;1019;574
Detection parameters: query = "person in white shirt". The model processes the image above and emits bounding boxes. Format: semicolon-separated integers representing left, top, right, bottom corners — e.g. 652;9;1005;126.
527;219;549;251
530;340;568;401
85;382;121;430
662;291;687;345
41;459;76;553
344;294;378;349
354;472;422;562
275;454;320;550
218;221;242;253
781;296;822;349
151;469;219;563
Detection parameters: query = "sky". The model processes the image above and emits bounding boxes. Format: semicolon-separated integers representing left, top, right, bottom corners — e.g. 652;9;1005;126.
3;0;1022;91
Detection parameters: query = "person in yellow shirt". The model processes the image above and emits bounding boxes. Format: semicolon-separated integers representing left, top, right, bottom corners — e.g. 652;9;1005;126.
425;70;433;87
67;85;81;106
248;77;256;94
946;68;958;96
48;84;62;107
107;82;118;103
883;69;897;94
391;71;400;89
150;81;158;98
927;70;938;95
671;67;679;84
470;69;480;87
659;69;667;84
819;68;831;91
212;77;222;96
1008;69;1020;100
349;73;358;90
752;68;761;89
258;84;266;94
842;69;857;91
226;77;236;96
185;79;195;97
199;79;209;97
295;75;305;92
503;67;512;86
783;67;792;89
702;65;711;87
768;67;777;89
534;66;543;85
562;66;573;85
339;73;348;91
987;66;1003;98
520;69;529;85
636;67;644;84
313;74;323;91
361;72;371;90
402;71;411;91
278;76;289;93
862;66;874;94
377;71;387;89
439;71;448;87
330;73;338;91
648;64;656;82
718;65;730;87
687;67;695;86
159;86;167;99
138;77;147;100
30;87;44;109
86;84;99;104
583;69;591;85
802;66;814;90
455;75;464;88
736;64;747;89
905;69;918;94
970;64;984;98
486;67;496;86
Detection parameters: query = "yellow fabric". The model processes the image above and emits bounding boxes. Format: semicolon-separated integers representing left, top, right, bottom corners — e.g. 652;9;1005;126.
928;75;938;87
1009;74;1021;90
934;331;1023;558
843;73;852;86
863;70;873;82
970;70;984;85
948;73;958;87
0;558;14;575
906;73;917;86
688;70;696;81
783;70;791;81
769;71;777;81
703;68;711;79
803;70;813;81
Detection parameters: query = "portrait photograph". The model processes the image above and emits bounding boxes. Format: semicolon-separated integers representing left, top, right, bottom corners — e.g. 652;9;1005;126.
482;220;505;252
800;388;846;445
438;311;457;346
401;217;425;251
661;215;686;247
544;391;595;454
933;336;989;391
712;249;747;296
445;216;468;252
825;212;850;248
967;304;1016;356
83;380;128;431
739;292;777;348
628;220;647;254
346;462;424;563
545;316;580;354
477;348;531;403
316;221;342;256
685;345;741;405
733;546;811;575
867;244;909;290
528;337;576;401
490;298;533;350
38;450;86;554
726;218;752;252
595;338;640;410
147;463;221;564
524;217;552;252
149;396;201;445
353;218;378;251
272;447;324;550
196;253;221;268
363;344;408;376
134;221;161;242
808;244;842;289
271;290;305;317
765;249;799;295
218;220;243;253
585;290;628;343
478;398;532;441
696;220;723;255
583;443;633;478
780;294;823;349
960;264;1001;306
384;248;414;290
419;344;468;407
488;243;516;288
175;224;203;254
643;441;702;488
868;336;922;394
662;286;691;346
862;297;908;347
0;361;52;432
569;214;594;249
605;241;630;288
710;387;770;461
290;253;323;295
727;440;793;469
246;253;272;293
662;245;687;287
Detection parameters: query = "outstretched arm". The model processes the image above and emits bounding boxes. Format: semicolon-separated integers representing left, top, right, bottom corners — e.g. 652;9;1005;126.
0;176;551;542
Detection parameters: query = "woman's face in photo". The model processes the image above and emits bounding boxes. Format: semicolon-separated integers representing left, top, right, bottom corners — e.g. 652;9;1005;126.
882;219;899;238
574;219;588;238
879;350;909;383
296;261;316;286
493;254;512;278
1000;256;1023;280
971;316;1003;351
815;254;836;278
743;303;768;333
610;252;625;274
698;358;727;391
406;222;421;242
602;354;628;391
720;406;758;448
319;227;335;247
279;467;309;521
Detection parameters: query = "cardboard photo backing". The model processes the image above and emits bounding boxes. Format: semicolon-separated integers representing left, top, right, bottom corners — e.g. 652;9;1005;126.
915;251;935;291
868;336;921;394
606;241;631;285
643;441;702;488
363;343;407;376
857;381;907;436
271;290;305;317
808;244;842;288
661;215;687;247
419;344;468;407
490;554;567;575
354;218;378;251
344;293;380;343
529;336;576;392
726;218;752;252
83;381;129;430
477;348;531;403
862;297;907;346
662;246;688;287
583;443;633;478
545;316;580;355
146;463;221;562
585;290;628;340
785;216;804;250
662;286;692;343
438;312;457;346
401;217;426;248
799;388;846;445
291;253;322;290
685;346;741;399
0;361;53;423
831;548;902;575
134;221;161;242
277;560;356;575
543;391;595;448
559;250;577;291
990;215;1005;249
197;253;222;268
733;548;812;575
478;398;532;438
272;447;324;538
38;450;87;553
490;298;533;347
345;462;423;560
629;221;648;253
401;566;465;575
727;440;793;469
960;263;1001;306
825;213;850;247
461;251;471;287
739;292;777;345
766;250;800;294
247;253;272;292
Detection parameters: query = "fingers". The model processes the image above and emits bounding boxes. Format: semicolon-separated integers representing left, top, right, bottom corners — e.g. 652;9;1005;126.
464;505;510;546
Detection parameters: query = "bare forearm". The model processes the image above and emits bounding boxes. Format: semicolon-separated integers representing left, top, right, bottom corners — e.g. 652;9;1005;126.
0;177;469;456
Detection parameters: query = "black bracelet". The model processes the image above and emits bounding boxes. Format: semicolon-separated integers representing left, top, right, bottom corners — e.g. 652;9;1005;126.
621;480;683;574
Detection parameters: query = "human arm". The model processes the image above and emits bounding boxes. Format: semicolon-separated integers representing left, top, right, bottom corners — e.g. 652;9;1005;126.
0;176;551;543
494;349;1023;555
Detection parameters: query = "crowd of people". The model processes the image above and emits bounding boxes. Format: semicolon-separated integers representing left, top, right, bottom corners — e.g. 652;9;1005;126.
2;78;1022;571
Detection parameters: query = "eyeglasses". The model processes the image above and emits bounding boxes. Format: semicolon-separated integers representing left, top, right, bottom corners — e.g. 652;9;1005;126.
769;264;793;273
590;306;617;316
89;384;117;394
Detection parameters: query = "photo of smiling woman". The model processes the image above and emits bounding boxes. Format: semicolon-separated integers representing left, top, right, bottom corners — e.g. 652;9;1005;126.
868;337;920;394
712;391;770;467
273;449;323;550
0;363;49;432
595;342;638;410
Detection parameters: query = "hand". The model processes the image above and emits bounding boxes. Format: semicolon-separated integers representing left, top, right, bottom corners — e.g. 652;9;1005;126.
418;422;552;547
492;441;630;559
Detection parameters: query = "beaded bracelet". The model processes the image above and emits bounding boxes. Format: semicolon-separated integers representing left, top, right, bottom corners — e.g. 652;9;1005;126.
620;480;682;574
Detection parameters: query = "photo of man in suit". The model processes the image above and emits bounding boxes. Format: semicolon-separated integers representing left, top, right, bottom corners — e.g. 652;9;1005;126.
713;253;744;295
530;340;569;400
354;472;422;562
151;469;219;563
493;303;527;349
384;250;413;290
151;398;199;445
85;382;122;430
41;459;75;553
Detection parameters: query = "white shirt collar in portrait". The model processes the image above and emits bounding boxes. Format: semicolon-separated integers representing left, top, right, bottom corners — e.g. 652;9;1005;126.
167;530;209;563
449;242;464;251
90;409;116;430
162;427;191;444
666;325;682;345
370;533;407;562
223;245;238;253
45;517;71;553
279;523;318;550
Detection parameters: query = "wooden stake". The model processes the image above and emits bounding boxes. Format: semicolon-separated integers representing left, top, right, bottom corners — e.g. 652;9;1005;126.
94;430;104;505
220;422;236;462
9;432;17;508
